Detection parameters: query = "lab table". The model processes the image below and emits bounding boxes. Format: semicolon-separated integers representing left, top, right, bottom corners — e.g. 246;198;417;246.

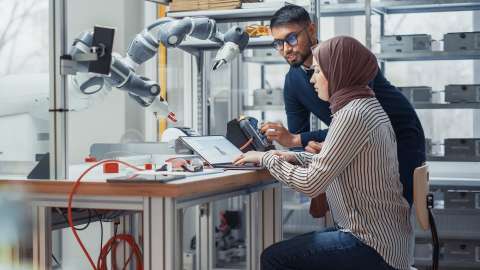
0;169;282;270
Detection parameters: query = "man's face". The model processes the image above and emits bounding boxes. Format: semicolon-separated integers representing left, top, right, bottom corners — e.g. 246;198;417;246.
271;23;315;67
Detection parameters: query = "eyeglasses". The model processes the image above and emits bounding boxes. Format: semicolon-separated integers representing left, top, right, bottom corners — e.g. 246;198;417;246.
272;28;307;51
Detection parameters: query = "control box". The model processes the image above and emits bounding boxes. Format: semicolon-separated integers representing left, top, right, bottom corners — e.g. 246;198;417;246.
444;31;480;52
381;34;432;53
444;138;480;159
253;88;283;106
443;240;480;264
398;86;432;103
445;190;480;209
445;84;480;103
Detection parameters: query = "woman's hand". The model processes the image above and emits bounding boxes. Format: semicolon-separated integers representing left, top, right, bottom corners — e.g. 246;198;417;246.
270;150;298;163
233;151;265;165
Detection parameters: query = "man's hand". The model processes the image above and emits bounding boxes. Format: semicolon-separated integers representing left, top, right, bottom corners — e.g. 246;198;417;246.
260;122;301;148
305;141;323;154
233;151;265;165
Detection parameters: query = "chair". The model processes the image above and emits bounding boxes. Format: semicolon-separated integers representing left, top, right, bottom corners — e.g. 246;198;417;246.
412;164;440;270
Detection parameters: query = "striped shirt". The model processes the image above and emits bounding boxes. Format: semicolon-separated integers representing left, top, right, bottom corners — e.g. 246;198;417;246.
261;98;412;270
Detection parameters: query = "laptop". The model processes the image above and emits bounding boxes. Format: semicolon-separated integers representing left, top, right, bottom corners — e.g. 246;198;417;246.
179;136;263;170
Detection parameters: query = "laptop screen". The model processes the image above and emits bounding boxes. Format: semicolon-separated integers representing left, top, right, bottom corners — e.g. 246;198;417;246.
180;136;243;165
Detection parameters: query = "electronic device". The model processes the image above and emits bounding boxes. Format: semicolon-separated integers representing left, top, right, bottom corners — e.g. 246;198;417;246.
179;136;263;170
161;127;201;154
380;34;432;53
444;31;480;52
397;86;432;103
226;117;274;152
445;84;480;103
443;240;480;263
106;174;186;183
445;190;480;209
253;88;283;106
444;138;480;159
89;26;115;75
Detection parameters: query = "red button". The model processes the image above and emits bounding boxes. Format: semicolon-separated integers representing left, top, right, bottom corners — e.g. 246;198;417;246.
145;163;153;170
103;162;119;173
84;156;97;163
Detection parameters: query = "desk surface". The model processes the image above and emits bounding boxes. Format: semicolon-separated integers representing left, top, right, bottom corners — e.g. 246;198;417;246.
0;170;274;198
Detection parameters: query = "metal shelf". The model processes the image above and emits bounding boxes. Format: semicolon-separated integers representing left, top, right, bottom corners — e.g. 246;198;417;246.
167;6;294;22
166;1;480;21
378;0;480;14
242;56;285;64
413;102;480;109
179;36;273;51
415;229;480;240
243;105;284;111
414;259;480;268
427;155;480;162
322;0;480;16
377;50;480;61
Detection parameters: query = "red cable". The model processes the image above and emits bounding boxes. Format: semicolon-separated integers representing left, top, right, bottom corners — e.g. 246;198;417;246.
67;159;143;270
97;234;142;270
239;138;254;151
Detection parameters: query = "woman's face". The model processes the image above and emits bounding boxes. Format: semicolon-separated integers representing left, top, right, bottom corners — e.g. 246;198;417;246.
310;57;329;101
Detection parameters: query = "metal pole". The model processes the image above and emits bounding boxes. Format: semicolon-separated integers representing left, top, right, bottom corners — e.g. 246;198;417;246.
49;0;68;180
365;0;372;49
380;13;386;72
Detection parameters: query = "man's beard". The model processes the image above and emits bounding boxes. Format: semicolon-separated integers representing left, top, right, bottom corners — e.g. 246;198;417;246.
287;50;312;67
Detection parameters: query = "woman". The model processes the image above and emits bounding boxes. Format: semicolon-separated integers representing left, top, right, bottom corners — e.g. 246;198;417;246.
233;36;412;270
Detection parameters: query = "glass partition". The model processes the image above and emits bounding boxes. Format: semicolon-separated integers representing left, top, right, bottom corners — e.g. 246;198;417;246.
0;0;50;179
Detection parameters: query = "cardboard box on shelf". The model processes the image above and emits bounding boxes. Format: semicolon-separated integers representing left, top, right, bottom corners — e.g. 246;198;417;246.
170;0;261;12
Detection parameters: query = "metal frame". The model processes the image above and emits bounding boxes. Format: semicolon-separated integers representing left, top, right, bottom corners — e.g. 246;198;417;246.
49;0;68;180
166;1;480;22
29;181;280;270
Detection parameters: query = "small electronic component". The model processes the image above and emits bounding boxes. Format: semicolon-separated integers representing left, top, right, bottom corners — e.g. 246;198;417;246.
445;84;480;103
444;31;480;52
397;86;432;103
381;34;432;53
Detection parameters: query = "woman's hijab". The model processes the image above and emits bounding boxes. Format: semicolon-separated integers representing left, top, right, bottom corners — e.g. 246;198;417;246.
312;36;378;114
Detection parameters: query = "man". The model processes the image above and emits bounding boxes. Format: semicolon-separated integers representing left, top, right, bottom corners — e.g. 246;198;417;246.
261;5;426;213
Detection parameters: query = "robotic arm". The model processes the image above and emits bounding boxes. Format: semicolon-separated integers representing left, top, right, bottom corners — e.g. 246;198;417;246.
65;17;249;114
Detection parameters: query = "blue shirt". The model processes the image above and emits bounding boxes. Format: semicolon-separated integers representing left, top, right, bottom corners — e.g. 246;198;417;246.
283;66;426;204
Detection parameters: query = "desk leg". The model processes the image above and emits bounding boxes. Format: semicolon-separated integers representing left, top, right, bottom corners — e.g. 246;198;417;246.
144;197;182;270
32;205;51;270
248;185;282;269
197;203;212;270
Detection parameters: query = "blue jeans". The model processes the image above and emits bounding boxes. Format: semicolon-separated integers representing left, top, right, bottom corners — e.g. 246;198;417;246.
261;228;397;270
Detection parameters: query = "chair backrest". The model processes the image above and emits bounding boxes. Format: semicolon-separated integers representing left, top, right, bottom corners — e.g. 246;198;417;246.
413;164;430;230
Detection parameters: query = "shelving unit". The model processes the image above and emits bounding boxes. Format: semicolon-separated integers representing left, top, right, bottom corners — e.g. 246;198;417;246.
167;0;480;21
377;50;480;61
169;1;480;268
414;178;480;269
